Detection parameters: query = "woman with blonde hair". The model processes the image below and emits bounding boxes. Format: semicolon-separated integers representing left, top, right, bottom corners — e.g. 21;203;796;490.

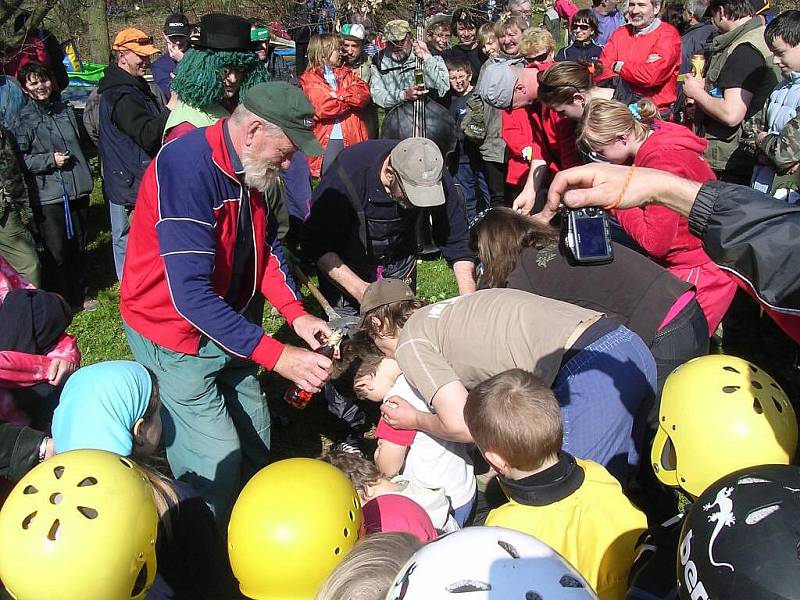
299;33;371;177
577;97;737;334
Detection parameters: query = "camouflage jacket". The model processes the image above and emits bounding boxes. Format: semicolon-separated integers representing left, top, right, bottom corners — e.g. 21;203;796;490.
369;50;449;109
0;126;31;224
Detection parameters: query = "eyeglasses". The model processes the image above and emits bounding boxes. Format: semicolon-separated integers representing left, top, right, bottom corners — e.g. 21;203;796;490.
449;73;469;82
572;23;593;30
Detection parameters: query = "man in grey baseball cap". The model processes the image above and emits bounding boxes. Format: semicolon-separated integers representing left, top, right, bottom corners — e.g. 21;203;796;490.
301;137;477;453
476;58;539;109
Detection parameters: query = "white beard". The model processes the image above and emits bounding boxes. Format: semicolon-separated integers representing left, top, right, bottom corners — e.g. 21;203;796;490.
242;151;280;192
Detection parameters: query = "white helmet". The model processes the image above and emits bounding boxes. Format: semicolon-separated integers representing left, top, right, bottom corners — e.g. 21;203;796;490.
384;527;598;599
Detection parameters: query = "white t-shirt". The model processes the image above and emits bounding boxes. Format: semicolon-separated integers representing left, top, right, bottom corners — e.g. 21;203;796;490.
377;375;476;508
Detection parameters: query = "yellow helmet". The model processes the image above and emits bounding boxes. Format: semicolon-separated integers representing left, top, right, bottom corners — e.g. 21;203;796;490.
0;449;158;600
652;355;798;497
228;458;362;599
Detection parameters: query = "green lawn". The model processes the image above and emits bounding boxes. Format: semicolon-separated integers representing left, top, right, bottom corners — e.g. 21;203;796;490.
68;182;459;459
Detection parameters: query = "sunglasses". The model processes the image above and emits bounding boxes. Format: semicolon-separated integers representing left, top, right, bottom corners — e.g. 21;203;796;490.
572;23;593;30
525;51;550;64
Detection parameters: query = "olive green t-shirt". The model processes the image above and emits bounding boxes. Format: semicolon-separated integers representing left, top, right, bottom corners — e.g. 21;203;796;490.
395;289;601;404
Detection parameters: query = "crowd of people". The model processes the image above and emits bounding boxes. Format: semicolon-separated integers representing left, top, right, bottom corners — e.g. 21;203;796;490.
1;0;800;598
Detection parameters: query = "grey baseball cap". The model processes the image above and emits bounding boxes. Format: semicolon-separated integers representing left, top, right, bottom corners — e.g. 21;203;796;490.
390;138;445;208
475;59;522;109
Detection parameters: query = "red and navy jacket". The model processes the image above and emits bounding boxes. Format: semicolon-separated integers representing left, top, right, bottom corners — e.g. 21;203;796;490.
120;118;307;370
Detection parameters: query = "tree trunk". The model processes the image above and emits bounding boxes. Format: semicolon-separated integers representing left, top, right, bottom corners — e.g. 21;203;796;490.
88;0;110;64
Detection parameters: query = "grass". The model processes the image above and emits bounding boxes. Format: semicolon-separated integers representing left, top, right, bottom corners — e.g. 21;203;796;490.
68;179;459;459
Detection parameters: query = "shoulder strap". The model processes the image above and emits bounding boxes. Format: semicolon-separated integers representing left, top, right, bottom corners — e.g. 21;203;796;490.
335;160;369;252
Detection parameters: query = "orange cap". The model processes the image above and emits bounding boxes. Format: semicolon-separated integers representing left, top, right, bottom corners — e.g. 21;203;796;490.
112;28;159;56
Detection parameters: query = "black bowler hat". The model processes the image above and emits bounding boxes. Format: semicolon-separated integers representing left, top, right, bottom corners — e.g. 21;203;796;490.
195;13;254;51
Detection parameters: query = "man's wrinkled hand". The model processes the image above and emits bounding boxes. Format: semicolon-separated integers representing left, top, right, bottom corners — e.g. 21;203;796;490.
273;345;332;394
292;314;332;350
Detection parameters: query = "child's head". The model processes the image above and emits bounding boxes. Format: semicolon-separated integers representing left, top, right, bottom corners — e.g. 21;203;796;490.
317;532;422;600
765;10;800;74
322;449;386;503
651;355;798;499
478;22;499;56
579;97;660;164
570;9;599;43
330;336;385;397
52;361;162;458
538;60;605;120
464;369;562;476
353;354;401;402
519;27;556;67
445;55;473;95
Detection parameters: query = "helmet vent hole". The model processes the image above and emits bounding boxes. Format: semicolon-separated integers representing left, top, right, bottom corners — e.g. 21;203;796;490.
753;399;764;414
497;540;520;558
131;564;148;597
334;546;341;555
526;593;543;600
21;511;37;529
723;366;740;373
348;510;354;521
750;364;758;373
77;506;98;519
343;527;349;538
77;476;97;487
723;385;740;393
771;382;782;390
353;497;358;509
47;519;61;541
119;457;134;469
774;397;784;413
23;485;38;495
559;575;585;588
752;380;763;390
49;493;63;505
53;465;65;479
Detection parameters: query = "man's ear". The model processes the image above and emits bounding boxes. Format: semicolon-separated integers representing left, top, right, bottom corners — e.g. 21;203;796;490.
244;120;261;146
132;418;145;446
483;449;510;476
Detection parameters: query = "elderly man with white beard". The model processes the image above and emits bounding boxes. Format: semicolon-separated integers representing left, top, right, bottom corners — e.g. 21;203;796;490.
120;82;333;526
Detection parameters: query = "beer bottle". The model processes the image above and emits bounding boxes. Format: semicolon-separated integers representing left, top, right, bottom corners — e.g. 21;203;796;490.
284;329;344;409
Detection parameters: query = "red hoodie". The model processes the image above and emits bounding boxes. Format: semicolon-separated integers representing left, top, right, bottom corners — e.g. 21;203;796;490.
615;121;737;331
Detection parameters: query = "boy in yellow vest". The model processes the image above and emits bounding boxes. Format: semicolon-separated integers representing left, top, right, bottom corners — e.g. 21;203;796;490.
464;368;646;600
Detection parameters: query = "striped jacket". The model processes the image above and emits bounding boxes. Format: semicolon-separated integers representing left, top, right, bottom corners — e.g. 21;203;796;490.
120;119;306;370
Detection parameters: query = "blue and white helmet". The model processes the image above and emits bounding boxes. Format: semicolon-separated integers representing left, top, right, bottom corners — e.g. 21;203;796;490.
384;527;598;599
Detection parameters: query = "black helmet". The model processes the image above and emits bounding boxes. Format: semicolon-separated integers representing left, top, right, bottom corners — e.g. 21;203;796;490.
677;464;800;600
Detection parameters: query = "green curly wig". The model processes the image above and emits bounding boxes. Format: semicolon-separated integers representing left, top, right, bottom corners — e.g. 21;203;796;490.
170;47;270;109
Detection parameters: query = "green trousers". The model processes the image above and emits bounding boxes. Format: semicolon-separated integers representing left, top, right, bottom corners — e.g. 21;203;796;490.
0;209;42;287
124;323;271;527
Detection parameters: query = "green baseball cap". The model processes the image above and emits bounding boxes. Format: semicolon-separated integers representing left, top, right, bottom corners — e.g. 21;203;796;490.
242;82;323;156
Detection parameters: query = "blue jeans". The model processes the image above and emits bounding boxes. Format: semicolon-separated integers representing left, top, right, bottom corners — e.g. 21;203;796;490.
552;325;656;483
453;490;477;527
109;201;132;281
453;159;489;223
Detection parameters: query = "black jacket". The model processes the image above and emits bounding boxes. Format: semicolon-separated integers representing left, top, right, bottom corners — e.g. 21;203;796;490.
0;423;44;482
688;180;800;314
302;140;475;280
504;241;692;346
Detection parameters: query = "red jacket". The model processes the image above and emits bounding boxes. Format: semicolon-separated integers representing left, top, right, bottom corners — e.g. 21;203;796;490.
525;103;581;184
121;120;307;370
598;22;681;109
299;66;371;177
615;122;736;330
502;105;535;185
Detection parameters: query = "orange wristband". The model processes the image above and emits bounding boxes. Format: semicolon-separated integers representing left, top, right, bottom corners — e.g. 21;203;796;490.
604;165;636;210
